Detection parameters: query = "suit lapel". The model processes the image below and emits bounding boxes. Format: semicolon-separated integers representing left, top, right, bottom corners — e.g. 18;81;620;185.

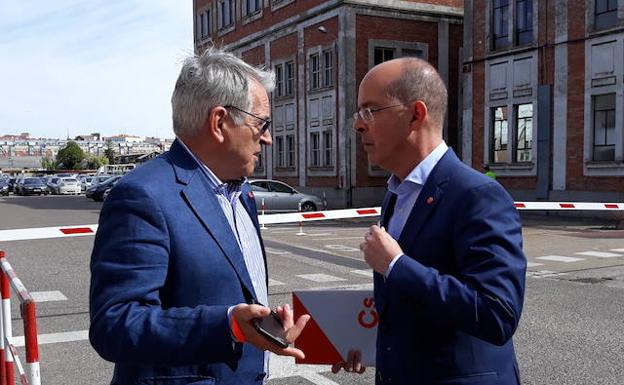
397;149;455;245
169;140;258;301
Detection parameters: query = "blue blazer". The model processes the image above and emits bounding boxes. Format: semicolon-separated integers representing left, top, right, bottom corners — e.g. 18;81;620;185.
374;150;526;385
89;140;268;385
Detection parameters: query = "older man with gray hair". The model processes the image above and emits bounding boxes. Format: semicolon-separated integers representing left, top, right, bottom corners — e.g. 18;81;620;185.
89;47;309;385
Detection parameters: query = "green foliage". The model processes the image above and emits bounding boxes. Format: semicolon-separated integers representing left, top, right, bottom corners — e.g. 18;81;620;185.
85;155;109;170
56;141;85;170
41;156;57;170
104;141;115;165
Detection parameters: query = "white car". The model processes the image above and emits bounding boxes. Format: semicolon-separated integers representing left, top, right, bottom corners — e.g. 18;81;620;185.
58;178;82;195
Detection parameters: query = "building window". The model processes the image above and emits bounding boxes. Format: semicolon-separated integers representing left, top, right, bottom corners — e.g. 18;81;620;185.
323;130;333;166
514;103;533;162
592;94;616;161
323;51;333;87
218;0;234;29
374;47;395;65
310;132;320;166
285;61;295;96
515;0;533;45
275;64;283;97
286;135;295;167
492;0;510;50
595;0;618;30
491;106;508;163
244;0;261;16
310;54;320;90
198;10;211;39
276;136;285;167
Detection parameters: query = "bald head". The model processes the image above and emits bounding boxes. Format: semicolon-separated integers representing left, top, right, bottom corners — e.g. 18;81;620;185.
365;58;448;127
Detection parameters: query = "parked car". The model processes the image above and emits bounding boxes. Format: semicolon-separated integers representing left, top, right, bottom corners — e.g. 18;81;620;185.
86;176;121;201
0;179;9;196
80;176;94;192
46;177;61;194
14;177;48;196
7;178;17;193
57;177;82;195
248;179;326;212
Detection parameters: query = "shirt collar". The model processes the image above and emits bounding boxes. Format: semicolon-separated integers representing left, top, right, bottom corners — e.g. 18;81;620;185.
387;141;448;195
176;137;247;196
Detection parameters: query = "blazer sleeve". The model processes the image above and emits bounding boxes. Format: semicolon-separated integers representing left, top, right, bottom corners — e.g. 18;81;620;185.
385;181;526;346
89;182;240;365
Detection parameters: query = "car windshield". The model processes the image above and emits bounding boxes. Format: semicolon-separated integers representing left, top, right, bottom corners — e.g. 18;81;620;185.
62;178;78;183
24;178;42;184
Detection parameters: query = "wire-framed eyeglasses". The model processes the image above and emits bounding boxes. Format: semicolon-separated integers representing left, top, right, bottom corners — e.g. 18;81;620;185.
225;105;272;135
352;104;405;123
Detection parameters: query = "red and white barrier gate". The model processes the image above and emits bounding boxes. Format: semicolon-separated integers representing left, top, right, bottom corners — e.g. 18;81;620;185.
0;251;40;385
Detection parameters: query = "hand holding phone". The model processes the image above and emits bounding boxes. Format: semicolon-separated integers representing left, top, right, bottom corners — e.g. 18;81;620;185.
252;310;289;348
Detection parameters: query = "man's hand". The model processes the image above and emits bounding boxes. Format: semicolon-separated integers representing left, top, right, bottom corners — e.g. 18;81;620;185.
360;225;403;275
331;350;366;374
231;303;310;359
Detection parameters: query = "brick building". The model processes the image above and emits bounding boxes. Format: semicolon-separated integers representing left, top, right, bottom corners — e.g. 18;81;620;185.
193;0;463;208
463;0;624;202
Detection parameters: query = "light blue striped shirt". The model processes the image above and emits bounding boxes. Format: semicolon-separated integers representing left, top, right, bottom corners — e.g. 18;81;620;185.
177;139;270;377
385;141;449;277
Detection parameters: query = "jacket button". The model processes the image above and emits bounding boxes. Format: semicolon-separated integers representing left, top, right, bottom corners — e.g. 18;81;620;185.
386;346;391;352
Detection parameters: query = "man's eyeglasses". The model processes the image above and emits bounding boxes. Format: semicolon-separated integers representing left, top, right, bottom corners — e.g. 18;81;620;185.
352;104;404;123
225;105;272;135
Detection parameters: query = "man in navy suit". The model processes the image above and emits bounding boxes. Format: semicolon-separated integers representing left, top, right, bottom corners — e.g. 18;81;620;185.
333;58;526;384
89;47;309;385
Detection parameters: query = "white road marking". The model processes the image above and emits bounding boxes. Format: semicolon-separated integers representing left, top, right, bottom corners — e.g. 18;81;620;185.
308;233;333;237
297;274;347;283
610;248;624;252
324;245;359;252
269;354;339;383
269;278;285;286
526;262;544;268
527;270;567;278
350;269;374;277
265;247;290;255
536;255;585;263
13;330;88;347
30;291;67;302
576;251;622;258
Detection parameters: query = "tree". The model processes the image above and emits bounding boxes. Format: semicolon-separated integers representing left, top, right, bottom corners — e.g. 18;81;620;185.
41;156;57;170
56;141;85;170
85;155;109;170
104;141;115;165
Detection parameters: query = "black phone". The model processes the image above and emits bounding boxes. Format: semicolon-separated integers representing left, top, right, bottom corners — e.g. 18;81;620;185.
252;311;289;348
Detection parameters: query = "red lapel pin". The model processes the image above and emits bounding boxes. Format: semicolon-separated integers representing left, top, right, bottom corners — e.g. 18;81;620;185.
426;196;434;205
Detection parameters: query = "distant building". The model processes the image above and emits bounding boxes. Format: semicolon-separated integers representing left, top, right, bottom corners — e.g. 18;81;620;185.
194;0;463;208
463;1;624;201
105;134;143;144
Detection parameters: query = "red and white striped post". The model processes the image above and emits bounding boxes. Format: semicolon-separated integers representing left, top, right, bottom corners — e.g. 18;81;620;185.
0;251;5;385
296;202;306;236
260;198;267;230
0;255;41;385
0;258;13;385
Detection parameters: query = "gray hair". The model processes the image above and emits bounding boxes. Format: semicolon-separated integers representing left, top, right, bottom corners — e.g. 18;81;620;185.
171;46;275;137
385;58;447;126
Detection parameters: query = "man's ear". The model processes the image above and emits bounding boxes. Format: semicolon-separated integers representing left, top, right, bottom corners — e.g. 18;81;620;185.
411;100;428;124
207;107;228;143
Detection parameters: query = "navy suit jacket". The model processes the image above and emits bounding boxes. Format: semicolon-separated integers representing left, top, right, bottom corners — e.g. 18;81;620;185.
374;149;526;385
89;140;268;385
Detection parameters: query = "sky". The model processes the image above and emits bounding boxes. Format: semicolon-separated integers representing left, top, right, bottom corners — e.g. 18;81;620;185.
0;0;193;140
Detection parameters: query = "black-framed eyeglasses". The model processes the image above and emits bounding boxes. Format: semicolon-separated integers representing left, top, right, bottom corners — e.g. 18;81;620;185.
224;105;272;135
352;104;404;123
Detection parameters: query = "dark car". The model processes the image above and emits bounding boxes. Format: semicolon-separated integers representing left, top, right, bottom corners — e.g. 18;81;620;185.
0;179;9;196
7;178;17;193
15;177;48;196
86;176;121;201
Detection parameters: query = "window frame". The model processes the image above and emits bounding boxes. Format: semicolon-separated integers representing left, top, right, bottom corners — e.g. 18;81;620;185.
591;93;616;162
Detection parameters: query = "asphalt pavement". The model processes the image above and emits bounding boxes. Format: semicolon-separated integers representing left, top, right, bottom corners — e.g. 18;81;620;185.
0;194;623;384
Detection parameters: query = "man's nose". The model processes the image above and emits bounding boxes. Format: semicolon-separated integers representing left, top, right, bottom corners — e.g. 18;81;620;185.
353;118;367;134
